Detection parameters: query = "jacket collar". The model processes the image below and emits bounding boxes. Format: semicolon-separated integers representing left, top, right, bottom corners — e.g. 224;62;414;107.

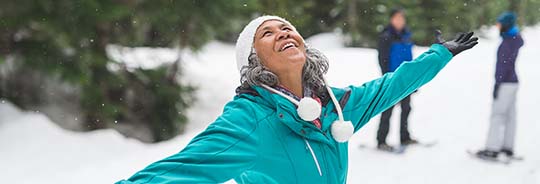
501;26;520;38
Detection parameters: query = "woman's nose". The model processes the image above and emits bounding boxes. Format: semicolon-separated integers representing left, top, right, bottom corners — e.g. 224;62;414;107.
276;30;290;40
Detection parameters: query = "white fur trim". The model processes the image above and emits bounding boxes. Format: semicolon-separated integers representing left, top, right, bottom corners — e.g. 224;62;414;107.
235;15;296;72
297;97;322;121
331;120;354;143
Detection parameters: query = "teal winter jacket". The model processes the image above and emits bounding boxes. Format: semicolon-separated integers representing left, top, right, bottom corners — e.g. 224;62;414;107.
117;44;453;184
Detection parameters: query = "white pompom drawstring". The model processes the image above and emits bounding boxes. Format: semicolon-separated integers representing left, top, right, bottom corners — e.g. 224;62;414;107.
261;84;321;122
261;80;353;143
297;97;322;121
323;77;354;143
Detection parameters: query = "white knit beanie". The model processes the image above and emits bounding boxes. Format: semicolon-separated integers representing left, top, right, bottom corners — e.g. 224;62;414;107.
235;15;297;72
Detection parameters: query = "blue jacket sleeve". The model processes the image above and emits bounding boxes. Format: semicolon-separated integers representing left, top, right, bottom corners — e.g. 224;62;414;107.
116;99;260;184
343;44;453;132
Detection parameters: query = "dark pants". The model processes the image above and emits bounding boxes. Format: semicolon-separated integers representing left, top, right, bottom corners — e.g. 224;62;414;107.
377;95;412;144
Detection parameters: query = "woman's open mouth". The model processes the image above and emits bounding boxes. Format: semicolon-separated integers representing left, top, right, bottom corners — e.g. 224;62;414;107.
279;41;298;52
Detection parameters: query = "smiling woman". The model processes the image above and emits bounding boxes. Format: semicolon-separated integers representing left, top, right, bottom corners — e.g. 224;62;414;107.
117;15;478;184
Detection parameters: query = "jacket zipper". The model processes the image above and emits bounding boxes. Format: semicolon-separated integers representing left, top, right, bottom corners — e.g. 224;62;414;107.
304;139;322;176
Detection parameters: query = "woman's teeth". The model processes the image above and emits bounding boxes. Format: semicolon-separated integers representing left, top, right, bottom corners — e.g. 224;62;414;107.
281;42;295;51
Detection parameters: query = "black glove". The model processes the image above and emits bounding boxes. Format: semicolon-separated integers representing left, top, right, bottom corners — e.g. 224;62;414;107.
435;30;479;56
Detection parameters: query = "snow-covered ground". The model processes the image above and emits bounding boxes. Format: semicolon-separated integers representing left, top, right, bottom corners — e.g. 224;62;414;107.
1;26;539;184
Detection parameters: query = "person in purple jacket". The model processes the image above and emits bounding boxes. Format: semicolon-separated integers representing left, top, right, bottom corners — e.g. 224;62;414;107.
476;12;524;159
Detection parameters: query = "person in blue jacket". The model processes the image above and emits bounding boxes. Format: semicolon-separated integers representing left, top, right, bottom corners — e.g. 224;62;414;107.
376;8;416;151
476;12;524;159
117;15;478;184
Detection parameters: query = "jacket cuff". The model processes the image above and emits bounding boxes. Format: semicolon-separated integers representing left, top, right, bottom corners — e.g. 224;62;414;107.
430;44;453;60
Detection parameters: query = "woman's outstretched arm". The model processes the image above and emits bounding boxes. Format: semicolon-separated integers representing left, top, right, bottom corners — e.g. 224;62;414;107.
116;98;260;184
344;32;478;132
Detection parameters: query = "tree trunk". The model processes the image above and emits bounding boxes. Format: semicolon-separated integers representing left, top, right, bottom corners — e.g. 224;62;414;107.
509;0;521;12
346;0;359;46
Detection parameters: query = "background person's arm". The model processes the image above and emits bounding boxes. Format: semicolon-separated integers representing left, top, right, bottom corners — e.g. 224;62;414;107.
378;31;392;74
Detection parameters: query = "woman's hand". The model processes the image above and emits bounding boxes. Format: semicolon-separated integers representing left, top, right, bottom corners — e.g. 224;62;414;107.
435;30;479;56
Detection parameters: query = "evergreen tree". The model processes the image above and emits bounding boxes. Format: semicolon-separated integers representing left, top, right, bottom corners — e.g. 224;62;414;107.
0;0;249;142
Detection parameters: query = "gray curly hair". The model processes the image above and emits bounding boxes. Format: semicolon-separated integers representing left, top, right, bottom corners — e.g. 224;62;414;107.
238;46;330;98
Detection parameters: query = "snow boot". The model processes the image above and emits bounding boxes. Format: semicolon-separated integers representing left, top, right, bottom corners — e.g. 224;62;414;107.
377;143;395;152
476;150;499;160
500;149;514;157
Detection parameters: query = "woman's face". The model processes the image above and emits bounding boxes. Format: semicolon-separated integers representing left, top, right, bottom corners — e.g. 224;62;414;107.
253;20;306;77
